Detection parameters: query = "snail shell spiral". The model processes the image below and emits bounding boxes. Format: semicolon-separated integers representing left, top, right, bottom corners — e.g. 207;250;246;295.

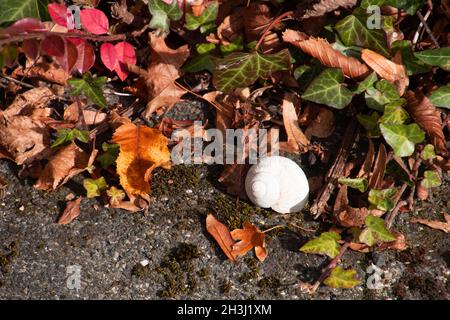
245;156;309;213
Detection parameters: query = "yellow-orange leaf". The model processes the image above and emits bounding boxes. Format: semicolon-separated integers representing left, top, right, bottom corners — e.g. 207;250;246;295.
112;123;171;201
361;49;408;96
231;223;267;262
283;30;369;79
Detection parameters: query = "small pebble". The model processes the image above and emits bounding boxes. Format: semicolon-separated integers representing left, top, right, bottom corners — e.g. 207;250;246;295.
19;205;25;211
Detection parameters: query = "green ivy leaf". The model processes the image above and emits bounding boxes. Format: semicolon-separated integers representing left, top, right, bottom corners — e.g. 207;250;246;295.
379;100;409;124
338;178;368;192
359;215;396;246
421;170;442;189
148;0;182;32
414;47;450;71
361;0;425;15
299;231;341;258
335;13;389;57
97;143;120;169
429;83;450;109
185;2;218;32
368;188;396;211
83;177;108;198
51;129;90;148
220;37;244;55
68;73;107;108
0;0;50;25
355;72;378;94
357;112;381;137
213;49;290;93
421;144;436;160
380;123;425;157
391;40;431;75
302;69;353;109
324;266;360;289
365;80;400;111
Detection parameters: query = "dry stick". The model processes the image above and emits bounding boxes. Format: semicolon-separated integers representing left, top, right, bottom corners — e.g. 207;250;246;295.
255;11;293;51
311;121;359;219
0;74;34;89
385;183;408;229
302;242;350;294
407;154;422;211
0;31;126;46
412;9;431;47
416;11;440;48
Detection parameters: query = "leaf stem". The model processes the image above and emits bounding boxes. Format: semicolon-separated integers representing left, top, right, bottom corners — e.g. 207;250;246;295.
0;31;126;46
262;225;285;233
255;11;293;51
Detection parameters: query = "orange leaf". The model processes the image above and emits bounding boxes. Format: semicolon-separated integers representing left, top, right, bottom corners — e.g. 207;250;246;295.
283;30;369;79
206;214;237;262
405;90;447;154
58;197;81;225
281;93;309;153
112;123;171;202
231;222;267;262
361;49;408;95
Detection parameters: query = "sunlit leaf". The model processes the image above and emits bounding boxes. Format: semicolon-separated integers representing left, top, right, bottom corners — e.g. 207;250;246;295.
359;215;396;246
335;12;389;56
300;231;341;258
414;47;450;71
302;68;353;109
368;188;396;211
380;123;425;157
51;129;90;148
68;72;107;108
0;0;50;25
429;83;450;109
148;0;182;32
213;49;290;93
338;178;368;192
420;144;435;160
83;177;108;198
324;266;360;289
421;170;441;189
185;2;218;32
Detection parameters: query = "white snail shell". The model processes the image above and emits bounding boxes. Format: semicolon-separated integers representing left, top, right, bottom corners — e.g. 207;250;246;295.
245;156;309;213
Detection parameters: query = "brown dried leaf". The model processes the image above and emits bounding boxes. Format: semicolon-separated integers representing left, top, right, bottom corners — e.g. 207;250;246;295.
405;90;447;154
281;93;309;153
128;32;190;118
231;222;267;262
305;107;335;138
296;0;358;19
217;12;243;45
338;207;369;227
361;49;408;96
368;143;387;189
243;3;281;52
206;213;237;262
0;115;51;165
35;143;97;190
13;61;70;85
357;139;375;178
411;213;450;233
416;182;429;200
64;102;107;125
283;31;369;79
1;87;55;119
58;198;81;225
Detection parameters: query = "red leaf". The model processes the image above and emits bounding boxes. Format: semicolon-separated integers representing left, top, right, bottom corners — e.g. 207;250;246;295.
41;35;65;57
4;18;46;34
80;8;109;35
48;3;68;27
114;42;136;81
68;38;95;74
55;40;78;73
22;39;40;60
100;42;117;71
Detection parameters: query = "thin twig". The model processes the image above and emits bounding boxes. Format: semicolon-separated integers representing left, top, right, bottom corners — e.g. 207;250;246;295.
0;75;34;89
255;11;293;51
299;242;350;294
385;182;408;229
0;31;126;46
416;11;440;48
